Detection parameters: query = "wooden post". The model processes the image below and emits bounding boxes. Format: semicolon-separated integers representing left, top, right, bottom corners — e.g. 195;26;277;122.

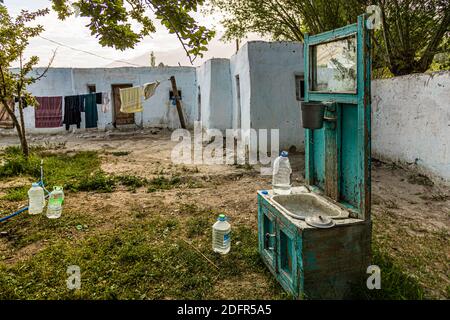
170;76;186;129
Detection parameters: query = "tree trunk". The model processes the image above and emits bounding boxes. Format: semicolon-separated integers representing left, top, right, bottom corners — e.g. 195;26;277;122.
17;95;29;158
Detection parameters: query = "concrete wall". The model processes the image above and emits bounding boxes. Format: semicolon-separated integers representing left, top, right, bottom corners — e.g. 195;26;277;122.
372;71;450;182
196;59;233;130
16;66;197;132
230;44;252;132
247;41;304;150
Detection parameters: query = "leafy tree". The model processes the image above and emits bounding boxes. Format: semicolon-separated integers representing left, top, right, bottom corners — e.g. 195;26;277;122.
0;7;54;158
211;0;450;76
51;0;215;64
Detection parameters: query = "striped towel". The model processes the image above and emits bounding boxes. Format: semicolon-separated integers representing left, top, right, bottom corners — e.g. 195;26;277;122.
35;97;63;128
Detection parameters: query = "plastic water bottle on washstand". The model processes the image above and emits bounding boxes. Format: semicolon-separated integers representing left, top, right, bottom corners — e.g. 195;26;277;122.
28;183;45;215
272;151;292;195
46;186;64;219
212;214;231;254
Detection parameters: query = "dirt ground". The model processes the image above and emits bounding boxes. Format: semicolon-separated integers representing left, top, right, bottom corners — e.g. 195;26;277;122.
0;128;449;299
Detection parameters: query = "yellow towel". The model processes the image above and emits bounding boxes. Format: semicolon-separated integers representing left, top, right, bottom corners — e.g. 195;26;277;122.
119;86;142;113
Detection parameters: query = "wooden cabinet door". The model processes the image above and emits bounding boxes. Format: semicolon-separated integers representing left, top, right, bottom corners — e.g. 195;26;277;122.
276;216;299;297
258;198;278;273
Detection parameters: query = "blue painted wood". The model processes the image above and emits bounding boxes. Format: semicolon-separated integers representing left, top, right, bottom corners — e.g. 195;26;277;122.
304;14;372;220
258;14;372;298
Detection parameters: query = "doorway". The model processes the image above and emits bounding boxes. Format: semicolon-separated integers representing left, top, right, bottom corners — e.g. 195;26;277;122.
112;84;135;126
235;75;241;129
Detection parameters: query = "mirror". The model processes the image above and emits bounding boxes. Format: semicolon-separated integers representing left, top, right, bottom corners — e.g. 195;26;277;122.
311;36;357;93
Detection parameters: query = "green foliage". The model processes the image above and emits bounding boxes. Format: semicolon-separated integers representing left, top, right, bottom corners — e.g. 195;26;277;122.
51;0;215;63
0;6;52;157
211;0;450;76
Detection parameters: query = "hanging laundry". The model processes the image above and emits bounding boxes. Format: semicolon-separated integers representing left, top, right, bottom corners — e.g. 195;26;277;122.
142;81;160;100
63;95;83;130
34;96;63;128
83;93;98;128
95;92;103;104
101;92;110;113
119;86;142;113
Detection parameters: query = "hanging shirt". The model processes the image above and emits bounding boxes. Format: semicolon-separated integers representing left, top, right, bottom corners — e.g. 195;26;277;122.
34;96;63;128
119;86;142;113
83;93;98;128
101;92;110;113
63;95;83;130
142;81;160;100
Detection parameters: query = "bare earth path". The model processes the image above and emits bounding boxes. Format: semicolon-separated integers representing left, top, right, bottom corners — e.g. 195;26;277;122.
0;129;449;299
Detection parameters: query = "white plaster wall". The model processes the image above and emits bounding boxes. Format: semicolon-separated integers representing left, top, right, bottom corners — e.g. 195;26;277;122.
372;71;450;182
14;66;197;133
196;61;212;127
247;41;304;150
230;44;252;132
208;59;233;130
18;68;74;134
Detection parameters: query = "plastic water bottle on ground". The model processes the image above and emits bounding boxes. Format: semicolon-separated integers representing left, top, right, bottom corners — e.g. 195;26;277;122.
28;183;45;215
272;151;292;195
46;186;64;219
212;214;231;254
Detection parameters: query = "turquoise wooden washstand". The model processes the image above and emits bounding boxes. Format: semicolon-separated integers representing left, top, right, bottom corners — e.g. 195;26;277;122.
257;14;372;299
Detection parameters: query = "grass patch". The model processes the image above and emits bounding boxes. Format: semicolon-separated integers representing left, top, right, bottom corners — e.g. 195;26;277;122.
1;186;28;202
70;171;116;193
147;176;181;193
0;146;113;194
186;215;210;238
115;175;148;192
0;209;286;300
355;245;425;300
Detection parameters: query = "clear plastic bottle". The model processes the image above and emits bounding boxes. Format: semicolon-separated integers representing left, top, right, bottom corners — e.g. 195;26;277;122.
212;214;231;254
46;186;64;219
272;151;292;195
28;183;45;215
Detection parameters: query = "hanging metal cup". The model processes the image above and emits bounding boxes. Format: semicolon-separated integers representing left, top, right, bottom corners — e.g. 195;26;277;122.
301;102;325;129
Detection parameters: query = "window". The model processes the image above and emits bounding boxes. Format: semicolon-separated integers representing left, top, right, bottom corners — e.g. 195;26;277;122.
295;75;305;101
87;84;96;93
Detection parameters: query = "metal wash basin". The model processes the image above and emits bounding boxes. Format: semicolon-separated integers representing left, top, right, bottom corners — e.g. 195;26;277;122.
271;192;349;220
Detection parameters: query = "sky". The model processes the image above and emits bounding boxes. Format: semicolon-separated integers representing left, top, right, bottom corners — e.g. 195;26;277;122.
4;0;267;68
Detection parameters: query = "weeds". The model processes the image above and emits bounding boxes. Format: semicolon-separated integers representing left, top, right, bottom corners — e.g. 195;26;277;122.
407;173;434;187
1;186;28;202
111;151;130;157
147;176;181;193
115;175;148;192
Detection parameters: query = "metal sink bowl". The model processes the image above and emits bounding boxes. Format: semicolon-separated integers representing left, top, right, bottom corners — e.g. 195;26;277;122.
271;192;349;220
